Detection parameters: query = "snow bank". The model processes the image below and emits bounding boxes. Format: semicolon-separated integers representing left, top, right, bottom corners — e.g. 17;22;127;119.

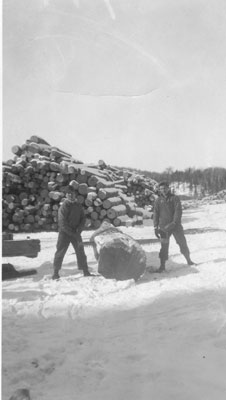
2;204;226;400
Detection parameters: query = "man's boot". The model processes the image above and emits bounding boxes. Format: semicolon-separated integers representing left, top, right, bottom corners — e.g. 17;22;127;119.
157;261;166;273
184;254;196;266
187;259;196;266
83;270;93;277
52;267;60;280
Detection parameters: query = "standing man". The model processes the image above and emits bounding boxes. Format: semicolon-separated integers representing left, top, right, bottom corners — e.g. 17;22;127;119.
153;181;195;272
52;181;92;280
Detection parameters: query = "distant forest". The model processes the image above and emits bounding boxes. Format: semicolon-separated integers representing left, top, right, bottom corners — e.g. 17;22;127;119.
121;167;226;196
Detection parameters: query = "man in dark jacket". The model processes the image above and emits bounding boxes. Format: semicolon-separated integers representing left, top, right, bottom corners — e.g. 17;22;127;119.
52;182;92;280
153;181;195;272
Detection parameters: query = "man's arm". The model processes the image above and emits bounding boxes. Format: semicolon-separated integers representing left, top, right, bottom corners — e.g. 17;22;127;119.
77;206;86;234
153;199;160;228
172;196;182;225
153;199;161;238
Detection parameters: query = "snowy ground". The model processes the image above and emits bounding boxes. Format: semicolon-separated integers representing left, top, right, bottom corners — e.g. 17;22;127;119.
2;203;226;400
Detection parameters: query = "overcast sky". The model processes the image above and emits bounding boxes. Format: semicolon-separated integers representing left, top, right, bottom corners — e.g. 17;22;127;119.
3;0;226;172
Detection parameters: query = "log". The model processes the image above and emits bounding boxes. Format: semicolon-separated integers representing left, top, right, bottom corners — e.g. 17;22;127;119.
133;215;143;225
6;159;15;166
86;206;94;214
98;159;107;169
107;208;117;220
87;186;97;193
37;160;50;170
49;191;64;201
68;164;80;174
77;173;88;184
90;221;146;281
24;215;35;224
69;180;79;190
24;206;36;215
76;165;107;179
25;165;34;174
5;172;22;184
91;211;99;220
87;175;99;187
85;198;93;207
113;215;134;227
11;163;24;174
69;172;77;180
3;238;41;258
50;147;72;159
93;198;102;207
3;165;13;173
95;206;102;214
126;202;138;217
11;145;22;156
100;209;107;218
86;192;97;202
60;156;83;164
93;220;101;229
98;187;119;200
96;179;115;189
115;184;128;192
60;161;70;174
21;198;29;206
4;194;16;203
48;181;57;191
29;135;50;145
50;162;61;172
40;189;49;199
30;159;38;168
78;183;88;195
102;196;122;209
107;204;127;219
27;142;52;155
56;173;66;183
133;207;145;217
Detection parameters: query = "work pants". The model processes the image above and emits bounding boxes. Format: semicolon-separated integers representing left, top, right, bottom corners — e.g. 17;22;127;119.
53;231;89;273
159;225;190;263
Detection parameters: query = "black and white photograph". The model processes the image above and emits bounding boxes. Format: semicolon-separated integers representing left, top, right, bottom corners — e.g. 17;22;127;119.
2;1;226;399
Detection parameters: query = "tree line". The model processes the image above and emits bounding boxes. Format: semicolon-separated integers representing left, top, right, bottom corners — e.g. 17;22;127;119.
119;166;226;197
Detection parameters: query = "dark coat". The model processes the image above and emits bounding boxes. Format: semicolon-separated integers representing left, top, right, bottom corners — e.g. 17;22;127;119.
58;199;86;237
153;192;182;231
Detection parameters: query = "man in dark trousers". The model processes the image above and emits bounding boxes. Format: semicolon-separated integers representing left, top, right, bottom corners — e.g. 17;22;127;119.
52;181;92;280
153;181;195;272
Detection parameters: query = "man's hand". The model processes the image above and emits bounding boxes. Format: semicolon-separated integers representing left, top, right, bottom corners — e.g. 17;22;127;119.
73;231;82;242
164;222;176;233
154;227;160;239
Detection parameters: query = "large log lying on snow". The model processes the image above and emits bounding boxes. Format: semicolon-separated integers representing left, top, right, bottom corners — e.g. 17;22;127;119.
2;263;37;280
2;238;41;258
90;221;146;281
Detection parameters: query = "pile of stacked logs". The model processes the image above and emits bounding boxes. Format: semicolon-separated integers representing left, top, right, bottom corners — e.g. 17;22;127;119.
2;136;157;233
123;172;157;208
200;189;226;205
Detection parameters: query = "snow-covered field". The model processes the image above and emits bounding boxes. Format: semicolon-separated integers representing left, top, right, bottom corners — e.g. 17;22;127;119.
2;203;226;400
